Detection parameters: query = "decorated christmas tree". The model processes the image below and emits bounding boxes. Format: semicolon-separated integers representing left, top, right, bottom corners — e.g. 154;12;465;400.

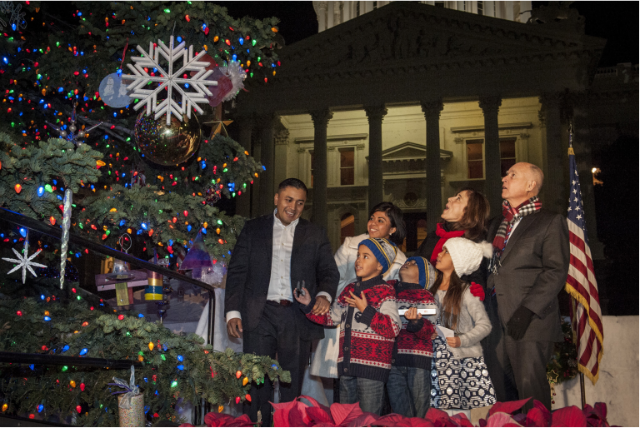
0;1;286;425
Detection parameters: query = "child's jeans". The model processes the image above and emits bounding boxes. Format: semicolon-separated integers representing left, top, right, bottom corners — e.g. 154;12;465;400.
339;376;385;415
386;364;432;418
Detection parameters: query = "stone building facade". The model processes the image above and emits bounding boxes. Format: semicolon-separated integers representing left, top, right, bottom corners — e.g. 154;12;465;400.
232;2;637;254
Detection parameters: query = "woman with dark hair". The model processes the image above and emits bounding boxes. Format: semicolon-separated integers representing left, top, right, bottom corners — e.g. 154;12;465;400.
306;202;407;391
414;188;490;288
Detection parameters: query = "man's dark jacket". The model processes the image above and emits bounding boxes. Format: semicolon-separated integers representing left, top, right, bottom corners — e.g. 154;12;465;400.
224;214;339;341
487;209;570;342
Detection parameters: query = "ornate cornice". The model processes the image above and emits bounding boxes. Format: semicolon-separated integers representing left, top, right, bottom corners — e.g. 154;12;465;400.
421;99;444;119
247;2;605;87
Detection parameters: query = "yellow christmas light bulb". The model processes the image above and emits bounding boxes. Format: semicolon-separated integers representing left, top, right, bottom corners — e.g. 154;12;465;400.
148;342;154;351
218;405;224;413
70;380;76;388
203;222;208;228
242;377;249;386
138;355;144;362
2;403;7;412
44;310;50;316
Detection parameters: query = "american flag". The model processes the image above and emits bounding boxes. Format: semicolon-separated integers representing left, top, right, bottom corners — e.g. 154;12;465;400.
565;146;604;384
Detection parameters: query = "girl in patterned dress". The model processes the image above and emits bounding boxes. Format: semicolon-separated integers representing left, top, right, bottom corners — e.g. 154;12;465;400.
428;237;497;417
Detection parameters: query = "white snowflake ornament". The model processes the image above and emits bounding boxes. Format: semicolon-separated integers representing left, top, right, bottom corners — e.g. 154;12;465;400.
2;239;46;284
122;36;218;125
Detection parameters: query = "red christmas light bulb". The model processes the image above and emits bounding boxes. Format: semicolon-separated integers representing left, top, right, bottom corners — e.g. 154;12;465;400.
76;405;82;414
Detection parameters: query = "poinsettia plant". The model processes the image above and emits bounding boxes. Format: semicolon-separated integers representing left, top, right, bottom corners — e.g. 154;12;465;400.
181;396;611;427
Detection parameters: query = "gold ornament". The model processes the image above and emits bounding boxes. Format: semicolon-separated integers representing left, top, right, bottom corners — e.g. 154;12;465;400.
134;112;201;166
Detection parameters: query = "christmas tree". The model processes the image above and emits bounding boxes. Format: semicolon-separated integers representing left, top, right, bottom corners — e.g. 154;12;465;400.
0;1;287;425
0;0;281;259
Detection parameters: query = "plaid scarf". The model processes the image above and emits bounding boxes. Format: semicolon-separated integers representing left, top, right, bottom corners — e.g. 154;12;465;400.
492;196;542;255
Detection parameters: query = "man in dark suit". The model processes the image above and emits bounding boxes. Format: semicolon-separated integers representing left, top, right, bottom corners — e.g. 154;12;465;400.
225;178;339;425
485;162;569;411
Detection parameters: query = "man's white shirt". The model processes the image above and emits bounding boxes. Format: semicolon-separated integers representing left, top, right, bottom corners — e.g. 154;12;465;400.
226;210;331;323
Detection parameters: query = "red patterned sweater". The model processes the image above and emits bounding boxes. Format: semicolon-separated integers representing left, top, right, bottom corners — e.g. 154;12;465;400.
302;275;401;382
389;280;438;370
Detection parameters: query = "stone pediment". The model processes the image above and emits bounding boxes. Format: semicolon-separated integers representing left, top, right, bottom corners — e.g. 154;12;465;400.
270;2;605;83
382;142;426;160
381;142;452;161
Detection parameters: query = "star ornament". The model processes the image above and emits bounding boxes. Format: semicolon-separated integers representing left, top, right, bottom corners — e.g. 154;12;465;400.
2;240;46;284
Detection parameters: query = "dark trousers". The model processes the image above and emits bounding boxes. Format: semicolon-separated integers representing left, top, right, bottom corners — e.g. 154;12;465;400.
503;336;554;412
481;294;519;403
484;295;554;411
386;365;431;418
339;376;386;415
243;302;310;426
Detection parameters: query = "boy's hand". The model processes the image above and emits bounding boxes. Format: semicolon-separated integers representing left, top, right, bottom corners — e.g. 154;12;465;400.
404;307;423;321
345;291;368;313
446;336;461;348
431;332;438;340
312;296;330;315
294;287;311;306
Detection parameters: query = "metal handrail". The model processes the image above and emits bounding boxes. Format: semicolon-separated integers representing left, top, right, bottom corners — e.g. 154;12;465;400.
0;207;216;292
0;351;142;369
0;206;217;369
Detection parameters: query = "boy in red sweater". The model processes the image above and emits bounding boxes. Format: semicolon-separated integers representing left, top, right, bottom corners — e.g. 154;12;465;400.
386;256;438;418
295;237;401;415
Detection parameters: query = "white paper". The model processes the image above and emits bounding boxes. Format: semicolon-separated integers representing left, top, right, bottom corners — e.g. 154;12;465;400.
398;308;437;316
436;325;455;340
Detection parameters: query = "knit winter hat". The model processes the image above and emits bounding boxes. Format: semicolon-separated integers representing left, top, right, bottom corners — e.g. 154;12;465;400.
443;238;493;278
406;256;436;288
358;237;398;275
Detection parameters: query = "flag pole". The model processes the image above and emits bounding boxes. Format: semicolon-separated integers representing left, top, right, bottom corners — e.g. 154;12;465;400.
569;121;587;409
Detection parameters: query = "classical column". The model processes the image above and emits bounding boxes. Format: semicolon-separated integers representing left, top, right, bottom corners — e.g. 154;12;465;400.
539;93;565;213
315;2;327;32
235;114;254;218
364;105;388;212
310;109;333;230
421;99;444;233
257;113;277;216
479;96;503;215
484;1;495;17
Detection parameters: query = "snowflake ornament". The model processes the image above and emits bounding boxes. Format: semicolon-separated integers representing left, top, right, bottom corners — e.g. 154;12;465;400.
2;239;46;284
122;36;218;125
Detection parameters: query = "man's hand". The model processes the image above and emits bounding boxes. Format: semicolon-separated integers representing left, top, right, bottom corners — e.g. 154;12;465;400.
227;318;243;338
345;291;368;313
507;306;534;340
312;295;330;315
294;287;311;306
404;307;423;321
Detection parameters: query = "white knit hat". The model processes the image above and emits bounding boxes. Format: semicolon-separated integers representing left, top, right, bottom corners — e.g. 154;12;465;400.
443;238;493;278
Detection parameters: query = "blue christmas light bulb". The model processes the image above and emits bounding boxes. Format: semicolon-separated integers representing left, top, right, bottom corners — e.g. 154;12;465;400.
79;348;88;356
177;355;184;362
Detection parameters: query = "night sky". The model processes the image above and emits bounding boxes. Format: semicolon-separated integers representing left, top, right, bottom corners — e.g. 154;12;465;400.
218;1;638;67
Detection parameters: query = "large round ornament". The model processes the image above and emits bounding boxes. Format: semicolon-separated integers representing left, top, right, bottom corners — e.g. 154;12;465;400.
134;112;201;166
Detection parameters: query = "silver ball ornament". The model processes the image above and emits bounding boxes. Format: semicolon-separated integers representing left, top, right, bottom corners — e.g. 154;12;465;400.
69;124;77;132
60;130;67;137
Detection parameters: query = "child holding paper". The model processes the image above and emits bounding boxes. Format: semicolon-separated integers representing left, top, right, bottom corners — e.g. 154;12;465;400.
386;256;438;418
294;237;401;415
428;238;496;416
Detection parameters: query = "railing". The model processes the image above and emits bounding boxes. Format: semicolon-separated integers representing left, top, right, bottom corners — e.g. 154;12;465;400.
0;206;217;361
0;206;218;425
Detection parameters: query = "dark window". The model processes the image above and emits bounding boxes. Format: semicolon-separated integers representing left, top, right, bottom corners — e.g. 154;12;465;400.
467;139;484;179
373;1;378;9
340;213;355;244
478;1;484;15
500;138;517;177
356;1;360;16
339;148;355;185
434;1;445;7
